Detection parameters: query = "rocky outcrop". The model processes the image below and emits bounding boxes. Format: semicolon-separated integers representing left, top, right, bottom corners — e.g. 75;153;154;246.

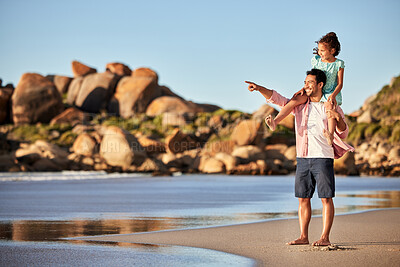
72;61;97;77
1;62;398;176
108;68;162;117
12;73;64;124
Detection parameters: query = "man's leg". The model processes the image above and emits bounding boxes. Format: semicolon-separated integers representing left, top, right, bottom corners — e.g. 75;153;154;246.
287;198;311;245
313;198;334;246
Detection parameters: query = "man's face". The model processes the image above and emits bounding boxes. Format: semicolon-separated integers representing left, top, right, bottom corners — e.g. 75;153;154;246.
304;75;320;96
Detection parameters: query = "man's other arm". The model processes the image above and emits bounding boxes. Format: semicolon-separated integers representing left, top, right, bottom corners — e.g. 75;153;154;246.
327;106;349;139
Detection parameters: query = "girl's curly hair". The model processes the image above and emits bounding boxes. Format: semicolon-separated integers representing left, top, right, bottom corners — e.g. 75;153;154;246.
313;32;341;57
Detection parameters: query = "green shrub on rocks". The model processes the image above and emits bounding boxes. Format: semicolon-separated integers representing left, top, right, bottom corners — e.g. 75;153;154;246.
56;130;78;147
373;125;391;140
194;112;212;127
347;123;369;145
390;123;400;144
364;123;380;139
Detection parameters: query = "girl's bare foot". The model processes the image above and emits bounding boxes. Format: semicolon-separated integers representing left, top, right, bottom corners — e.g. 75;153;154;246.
312;238;331;246
287;238;309;245
265;115;276;131
323;129;333;146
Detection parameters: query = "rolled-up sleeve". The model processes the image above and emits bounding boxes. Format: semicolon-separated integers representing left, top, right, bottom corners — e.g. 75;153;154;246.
266;90;290;108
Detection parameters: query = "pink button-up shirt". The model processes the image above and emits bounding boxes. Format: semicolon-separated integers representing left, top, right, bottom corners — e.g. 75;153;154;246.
266;90;355;159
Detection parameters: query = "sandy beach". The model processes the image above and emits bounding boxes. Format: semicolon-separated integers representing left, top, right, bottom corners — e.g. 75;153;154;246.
76;209;400;267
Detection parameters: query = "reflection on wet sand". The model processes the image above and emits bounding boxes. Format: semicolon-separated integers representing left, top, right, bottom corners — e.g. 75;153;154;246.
0;191;399;245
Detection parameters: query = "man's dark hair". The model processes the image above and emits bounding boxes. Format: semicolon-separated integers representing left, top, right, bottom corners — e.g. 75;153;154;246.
306;69;326;88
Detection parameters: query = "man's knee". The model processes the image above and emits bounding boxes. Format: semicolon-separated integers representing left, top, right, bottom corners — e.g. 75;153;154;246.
299;198;311;205
321;198;333;205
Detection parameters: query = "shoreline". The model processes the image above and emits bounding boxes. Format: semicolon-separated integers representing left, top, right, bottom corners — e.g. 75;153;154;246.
74;209;400;266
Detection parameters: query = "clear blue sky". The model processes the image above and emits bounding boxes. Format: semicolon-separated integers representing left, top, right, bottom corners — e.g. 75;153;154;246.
1;0;399;114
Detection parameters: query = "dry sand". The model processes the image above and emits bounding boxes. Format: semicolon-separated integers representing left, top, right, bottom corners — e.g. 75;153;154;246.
76;209;400;266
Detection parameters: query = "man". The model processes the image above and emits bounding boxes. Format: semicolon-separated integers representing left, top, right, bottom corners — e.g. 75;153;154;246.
246;69;354;246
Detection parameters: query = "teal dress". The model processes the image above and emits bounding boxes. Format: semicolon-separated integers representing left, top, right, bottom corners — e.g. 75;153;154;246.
311;55;345;105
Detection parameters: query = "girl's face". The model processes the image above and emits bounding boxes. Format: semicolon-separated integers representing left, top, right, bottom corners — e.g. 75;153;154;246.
318;43;336;62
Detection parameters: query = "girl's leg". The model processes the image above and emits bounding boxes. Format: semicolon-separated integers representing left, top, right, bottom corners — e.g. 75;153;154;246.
324;101;336;146
265;94;308;131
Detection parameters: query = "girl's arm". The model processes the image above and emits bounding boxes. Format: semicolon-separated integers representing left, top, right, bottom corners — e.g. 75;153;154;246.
327;68;344;104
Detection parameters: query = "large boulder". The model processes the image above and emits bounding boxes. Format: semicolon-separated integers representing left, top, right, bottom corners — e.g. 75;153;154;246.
165;128;201;154
0;87;13;124
214;152;237;171
146;96;194;116
74;72;119;113
12;73;64;124
388;146;400;164
146;96;221;117
15;140;69;170
46;75;73;94
100;126;146;169
108;68;162;117
72;133;97;157
72;60;97;77
66;76;85;105
284;145;297;161
106;62;132;76
200;157;225;174
230;120;263;146
231;145;265;163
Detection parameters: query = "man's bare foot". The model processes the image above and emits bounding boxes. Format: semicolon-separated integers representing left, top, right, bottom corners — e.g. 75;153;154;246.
287;238;309;245
323;129;333;146
265;115;276;131
312;238;331;246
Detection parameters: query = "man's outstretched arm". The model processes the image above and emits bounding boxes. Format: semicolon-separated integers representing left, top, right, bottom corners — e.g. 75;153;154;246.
245;81;273;100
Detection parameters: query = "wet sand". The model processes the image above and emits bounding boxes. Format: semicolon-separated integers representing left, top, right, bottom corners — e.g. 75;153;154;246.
76;209;400;267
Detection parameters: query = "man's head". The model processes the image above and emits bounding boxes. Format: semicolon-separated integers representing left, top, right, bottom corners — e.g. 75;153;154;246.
304;69;326;97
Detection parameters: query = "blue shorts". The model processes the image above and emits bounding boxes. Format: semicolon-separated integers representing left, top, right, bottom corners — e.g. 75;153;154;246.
295;158;335;198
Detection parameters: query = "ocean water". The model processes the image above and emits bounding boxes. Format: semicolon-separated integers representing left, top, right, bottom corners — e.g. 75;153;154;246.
0;173;399;266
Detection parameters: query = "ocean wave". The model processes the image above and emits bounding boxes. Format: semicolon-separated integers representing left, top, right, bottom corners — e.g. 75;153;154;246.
0;171;151;182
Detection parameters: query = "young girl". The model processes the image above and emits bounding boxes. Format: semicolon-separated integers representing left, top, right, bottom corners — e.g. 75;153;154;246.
265;32;345;145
